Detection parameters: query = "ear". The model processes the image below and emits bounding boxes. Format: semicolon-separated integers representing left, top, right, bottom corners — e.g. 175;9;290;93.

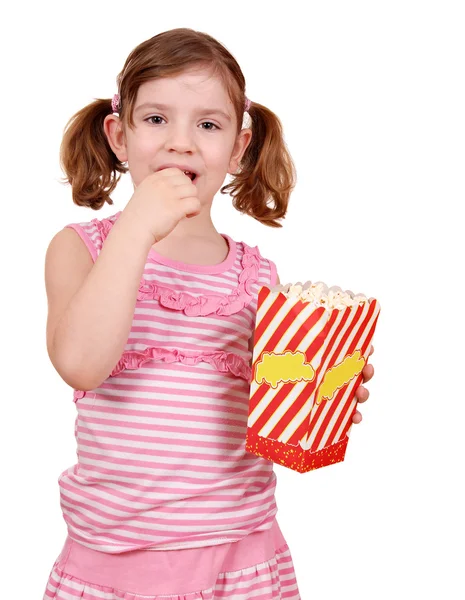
103;114;128;163
228;128;252;175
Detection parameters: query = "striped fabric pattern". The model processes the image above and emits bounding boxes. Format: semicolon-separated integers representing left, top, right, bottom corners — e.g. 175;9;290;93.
43;544;300;599
59;211;281;554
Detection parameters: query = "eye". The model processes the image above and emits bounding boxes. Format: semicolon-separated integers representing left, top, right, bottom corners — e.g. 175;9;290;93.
200;122;219;131
145;116;165;125
144;116;219;130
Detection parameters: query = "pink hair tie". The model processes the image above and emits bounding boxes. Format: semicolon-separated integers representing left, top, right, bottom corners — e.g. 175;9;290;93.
112;93;120;113
112;93;251;114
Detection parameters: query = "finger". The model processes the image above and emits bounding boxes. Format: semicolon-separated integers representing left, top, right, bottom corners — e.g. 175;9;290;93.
182;197;202;218
157;168;195;185
352;410;362;424
177;182;199;198
362;363;374;382
369;344;374;357
355;386;369;402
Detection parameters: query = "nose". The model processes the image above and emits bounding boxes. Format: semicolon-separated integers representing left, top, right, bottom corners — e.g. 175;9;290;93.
164;122;196;154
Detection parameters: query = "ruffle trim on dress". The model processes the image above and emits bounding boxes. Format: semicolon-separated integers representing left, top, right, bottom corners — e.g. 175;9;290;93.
88;211;262;316
138;243;262;316
46;543;296;599
90;211;121;244
110;346;252;381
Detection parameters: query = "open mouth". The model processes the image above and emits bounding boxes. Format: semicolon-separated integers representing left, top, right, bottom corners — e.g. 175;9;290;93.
184;171;197;182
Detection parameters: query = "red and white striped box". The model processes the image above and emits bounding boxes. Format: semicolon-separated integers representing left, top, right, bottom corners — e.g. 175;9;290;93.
246;283;381;472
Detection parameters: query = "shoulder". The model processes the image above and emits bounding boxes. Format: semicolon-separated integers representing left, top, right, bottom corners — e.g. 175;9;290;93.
62;210;122;262
45;226;94;270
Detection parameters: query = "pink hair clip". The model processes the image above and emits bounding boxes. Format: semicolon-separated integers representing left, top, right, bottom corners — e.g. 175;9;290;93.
244;97;252;112
112;93;120;113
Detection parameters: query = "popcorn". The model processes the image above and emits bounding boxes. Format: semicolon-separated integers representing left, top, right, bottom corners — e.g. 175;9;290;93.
353;294;368;305
282;282;368;310
287;284;303;297
246;280;381;473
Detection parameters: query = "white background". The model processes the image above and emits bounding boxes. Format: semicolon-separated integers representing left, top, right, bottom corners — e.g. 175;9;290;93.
2;1;464;598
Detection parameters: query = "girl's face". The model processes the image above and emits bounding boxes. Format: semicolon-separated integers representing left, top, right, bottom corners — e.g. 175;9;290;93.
106;68;252;205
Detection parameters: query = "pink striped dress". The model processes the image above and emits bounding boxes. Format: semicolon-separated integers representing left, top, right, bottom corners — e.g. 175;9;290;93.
43;210;301;599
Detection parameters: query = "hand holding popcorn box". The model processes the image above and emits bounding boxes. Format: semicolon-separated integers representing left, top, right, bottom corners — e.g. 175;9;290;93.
246;281;381;472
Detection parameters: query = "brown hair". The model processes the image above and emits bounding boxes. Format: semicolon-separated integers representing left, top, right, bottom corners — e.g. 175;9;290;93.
59;28;296;227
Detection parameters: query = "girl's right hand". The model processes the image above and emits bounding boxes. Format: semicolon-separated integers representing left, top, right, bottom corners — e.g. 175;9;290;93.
125;168;201;243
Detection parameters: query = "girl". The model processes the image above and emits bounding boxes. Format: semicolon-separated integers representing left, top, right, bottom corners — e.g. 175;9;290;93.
43;27;374;600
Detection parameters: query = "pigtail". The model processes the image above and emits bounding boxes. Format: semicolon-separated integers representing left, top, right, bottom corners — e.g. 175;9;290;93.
221;102;297;228
58;98;128;210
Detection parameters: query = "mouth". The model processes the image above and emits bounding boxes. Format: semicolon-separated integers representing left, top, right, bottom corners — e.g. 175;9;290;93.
183;171;198;183
156;165;199;184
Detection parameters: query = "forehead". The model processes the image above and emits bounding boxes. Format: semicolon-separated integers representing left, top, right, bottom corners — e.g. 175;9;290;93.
135;68;233;108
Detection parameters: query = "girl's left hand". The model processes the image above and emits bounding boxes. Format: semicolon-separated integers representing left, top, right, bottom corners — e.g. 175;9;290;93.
352;345;375;424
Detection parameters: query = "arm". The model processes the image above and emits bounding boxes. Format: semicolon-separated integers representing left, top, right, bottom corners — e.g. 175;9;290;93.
45;210;155;391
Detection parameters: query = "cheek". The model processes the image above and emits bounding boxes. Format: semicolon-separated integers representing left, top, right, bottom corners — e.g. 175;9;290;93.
132;139;156;158
127;128;157;153
208;148;234;172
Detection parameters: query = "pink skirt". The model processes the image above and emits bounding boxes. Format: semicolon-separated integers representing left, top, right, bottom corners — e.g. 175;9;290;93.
42;519;301;599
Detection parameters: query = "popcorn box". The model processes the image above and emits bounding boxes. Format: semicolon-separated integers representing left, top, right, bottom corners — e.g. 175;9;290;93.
246;281;381;472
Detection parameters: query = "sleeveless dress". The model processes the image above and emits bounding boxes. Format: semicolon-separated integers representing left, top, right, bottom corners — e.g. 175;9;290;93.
42;210;301;599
